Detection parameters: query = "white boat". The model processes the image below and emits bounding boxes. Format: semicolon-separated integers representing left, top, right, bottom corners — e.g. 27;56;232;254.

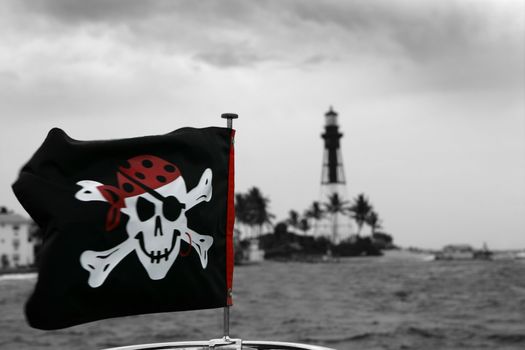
105;338;334;350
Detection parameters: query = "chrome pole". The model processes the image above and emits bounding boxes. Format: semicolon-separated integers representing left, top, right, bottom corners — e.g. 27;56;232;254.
223;306;230;339
220;112;238;340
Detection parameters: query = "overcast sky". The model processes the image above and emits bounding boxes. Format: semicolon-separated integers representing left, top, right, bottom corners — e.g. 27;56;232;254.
1;0;524;249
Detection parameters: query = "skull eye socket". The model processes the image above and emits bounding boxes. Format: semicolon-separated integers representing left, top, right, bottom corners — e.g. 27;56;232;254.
136;196;155;221
163;196;185;221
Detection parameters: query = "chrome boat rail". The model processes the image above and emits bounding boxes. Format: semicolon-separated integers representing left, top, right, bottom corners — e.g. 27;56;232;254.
103;337;335;350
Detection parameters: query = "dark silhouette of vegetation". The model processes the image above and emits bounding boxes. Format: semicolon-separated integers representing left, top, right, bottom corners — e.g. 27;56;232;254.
304;201;324;235
287;210;311;235
371;232;394;250
259;222;331;260
298;217;310;235
235;187;274;236
366;210;382;235
332;236;382;256
234;187;394;260
287;210;300;230
266;192;394;259
349;193;373;236
258;222;383;260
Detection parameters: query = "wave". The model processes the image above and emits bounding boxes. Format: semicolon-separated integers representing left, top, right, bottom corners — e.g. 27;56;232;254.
405;326;445;339
299;332;389;344
487;334;525;343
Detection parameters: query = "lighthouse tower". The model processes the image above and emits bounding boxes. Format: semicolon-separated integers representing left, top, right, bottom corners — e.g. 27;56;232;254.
319;107;352;242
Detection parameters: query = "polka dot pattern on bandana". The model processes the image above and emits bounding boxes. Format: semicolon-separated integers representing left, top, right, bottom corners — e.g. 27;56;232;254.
116;155;181;197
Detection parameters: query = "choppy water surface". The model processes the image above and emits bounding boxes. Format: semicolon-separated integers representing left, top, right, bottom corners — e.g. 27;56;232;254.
1;255;525;349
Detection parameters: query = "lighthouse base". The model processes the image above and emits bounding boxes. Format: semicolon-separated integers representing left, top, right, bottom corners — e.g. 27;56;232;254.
316;183;354;244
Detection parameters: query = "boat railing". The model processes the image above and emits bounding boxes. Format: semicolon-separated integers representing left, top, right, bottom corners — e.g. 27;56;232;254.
103;337;335;350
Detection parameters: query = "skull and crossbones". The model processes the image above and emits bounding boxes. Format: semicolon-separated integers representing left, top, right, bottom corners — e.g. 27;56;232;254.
75;155;214;288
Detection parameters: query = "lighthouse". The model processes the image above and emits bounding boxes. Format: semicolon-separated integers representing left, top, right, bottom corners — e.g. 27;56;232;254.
321;107;345;186
319;107;352;242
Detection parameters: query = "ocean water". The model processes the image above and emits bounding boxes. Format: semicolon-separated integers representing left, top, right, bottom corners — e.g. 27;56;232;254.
1;255;525;350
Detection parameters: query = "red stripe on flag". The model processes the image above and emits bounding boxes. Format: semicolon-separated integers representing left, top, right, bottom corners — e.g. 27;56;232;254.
226;129;235;306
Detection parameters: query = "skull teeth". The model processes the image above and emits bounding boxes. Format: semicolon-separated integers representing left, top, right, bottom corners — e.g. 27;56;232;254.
136;230;182;264
148;250;164;264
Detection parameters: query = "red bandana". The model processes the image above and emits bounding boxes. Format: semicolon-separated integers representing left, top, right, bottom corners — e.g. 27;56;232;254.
97;155;181;231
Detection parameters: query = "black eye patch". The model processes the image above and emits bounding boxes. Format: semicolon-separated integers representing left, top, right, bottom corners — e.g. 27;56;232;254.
163;196;185;221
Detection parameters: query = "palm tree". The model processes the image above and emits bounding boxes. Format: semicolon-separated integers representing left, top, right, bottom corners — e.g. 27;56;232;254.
235;187;274;238
324;193;350;242
298;217;310;235
349;193;373;236
287;210;300;231
366;210;382;235
247;187;274;236
304;201;324;235
235;193;252;238
235;193;249;223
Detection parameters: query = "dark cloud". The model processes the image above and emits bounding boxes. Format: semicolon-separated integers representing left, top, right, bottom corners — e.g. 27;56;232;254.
17;0;160;22
13;0;517;68
285;1;492;61
194;47;270;68
5;0;523;82
17;0;258;24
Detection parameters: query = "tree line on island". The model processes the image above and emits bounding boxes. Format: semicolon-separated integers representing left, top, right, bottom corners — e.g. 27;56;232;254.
234;187;394;261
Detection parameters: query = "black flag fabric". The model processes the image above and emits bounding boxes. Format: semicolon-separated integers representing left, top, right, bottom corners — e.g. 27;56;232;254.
12;127;235;330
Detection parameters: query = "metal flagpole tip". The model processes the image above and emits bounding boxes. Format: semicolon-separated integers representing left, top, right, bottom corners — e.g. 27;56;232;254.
221;113;238;120
221;113;238;129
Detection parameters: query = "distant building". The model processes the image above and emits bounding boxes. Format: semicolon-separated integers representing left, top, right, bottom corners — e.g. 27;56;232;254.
0;206;36;269
436;244;475;260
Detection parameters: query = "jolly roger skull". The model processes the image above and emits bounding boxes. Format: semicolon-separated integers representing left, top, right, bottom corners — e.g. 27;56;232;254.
75;155;214;287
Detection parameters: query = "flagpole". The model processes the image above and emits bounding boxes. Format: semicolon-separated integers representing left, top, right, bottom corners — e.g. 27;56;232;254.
221;112;237;341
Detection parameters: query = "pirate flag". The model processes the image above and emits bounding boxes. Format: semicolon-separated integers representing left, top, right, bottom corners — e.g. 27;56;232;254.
12;127;235;330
